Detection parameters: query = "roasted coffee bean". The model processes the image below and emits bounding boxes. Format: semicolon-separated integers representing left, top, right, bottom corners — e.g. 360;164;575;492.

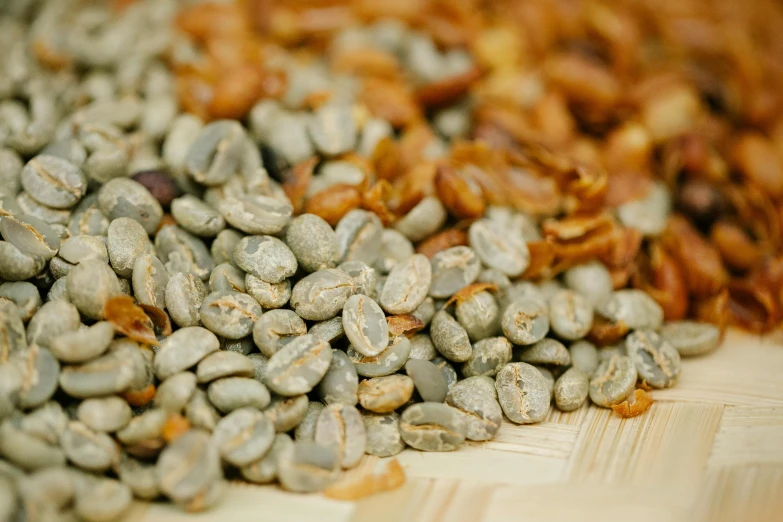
207;377;271;413
278;440;340;493
290;268;356;321
335;209;383;265
445;379;503;441
314;404;366;468
549;290;594;341
468;218;530;277
430;310;472;362
358;375;414;413
265;334;332;396
342;294;389;357
317;349;359;406
240;433;294;484
518;338;572;367
284;214;341;272
165;273;207;328
154;327;220;380
554;368;590;411
589;354;638;407
660;321;721;357
264;394;310;432
625;329;681;388
462;336;512;378
246;274;291;309
200;290;262;340
76;396;131;432
379;254;432;315
212;407;276;467
428;246;481;298
399;402;467;452
234;235;297;284
253;309;307;358
347;336;411;377
501;298;549;345
495;362;551;424
196;351;255;383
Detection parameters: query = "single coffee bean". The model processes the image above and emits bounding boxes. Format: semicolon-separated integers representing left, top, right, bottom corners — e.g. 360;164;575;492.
196;351;255;383
234;235;297;284
316;349;359;406
411;296;436;327
15;466;73;514
25;299;80;349
428;246;481;298
218;194;293;235
19;402;67;446
212;407;276;467
518;338;572;367
501;298;549;345
379;254;432;315
659;321;721;357
589;354;638;407
156;429;223;505
116;455;161;500
495;362;551;424
597;289;664;331
347;336;411;377
362;411;406;457
554;368;590;411
477;267;512;291
334;209;383;265
0;363;22;418
563;261;614;307
455;290;500;342
357;375;414;413
58;235;108;265
200;290;262;340
0;281;41;322
536;366;555;397
265;334;332;396
264;394;310;432
617;181;671;236
165;273;207;328
408;333;437;361
0;414;66;470
66;258;122;320
307;104;357;156
1;215;60;260
132;253;169;308
77;396;131;432
171;194;225;237
58;349;135;398
462;336;513;378
314;404;366;469
253;309;307;358
338;260;378;299
46;277;70;302
569;340;599;376
185;389;221;432
625;329;682;388
0;241;46;281
373;229;413;275
21;154;86;209
445;379;503;441
186;121;246;186
393;196;447;242
155;371;197;413
155;225;214;281
211;229;243;266
74;477;132;522
241;432;294;484
468;218;530;277
278;440;340;493
246;274;291;309
13;345;60;408
67;194;109;237
154;327;220;380
549;289;594;341
431;356;459;390
342;294;389;357
247;353;269;383
405;358;448;402
61;420;120;472
207;377;271;413
49;255;75;279
399;402;467;452
290;268;356;321
308;316;345;343
116;408;167;445
209;263;246;293
97;178;163;234
430;310;472;362
284;214;340;272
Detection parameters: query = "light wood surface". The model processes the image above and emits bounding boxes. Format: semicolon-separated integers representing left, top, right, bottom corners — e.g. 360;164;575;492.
132;329;783;522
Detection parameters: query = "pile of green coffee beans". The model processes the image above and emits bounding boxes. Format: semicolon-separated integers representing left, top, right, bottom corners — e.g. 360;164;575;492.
0;1;723;520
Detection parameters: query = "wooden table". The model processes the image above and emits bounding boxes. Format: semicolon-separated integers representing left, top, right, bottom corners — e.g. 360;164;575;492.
130;329;783;522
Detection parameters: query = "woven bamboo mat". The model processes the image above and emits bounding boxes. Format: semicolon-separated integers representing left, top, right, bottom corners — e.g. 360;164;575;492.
130;329;783;522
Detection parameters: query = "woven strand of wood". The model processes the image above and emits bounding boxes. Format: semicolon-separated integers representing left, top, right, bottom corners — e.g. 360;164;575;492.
129;330;783;522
